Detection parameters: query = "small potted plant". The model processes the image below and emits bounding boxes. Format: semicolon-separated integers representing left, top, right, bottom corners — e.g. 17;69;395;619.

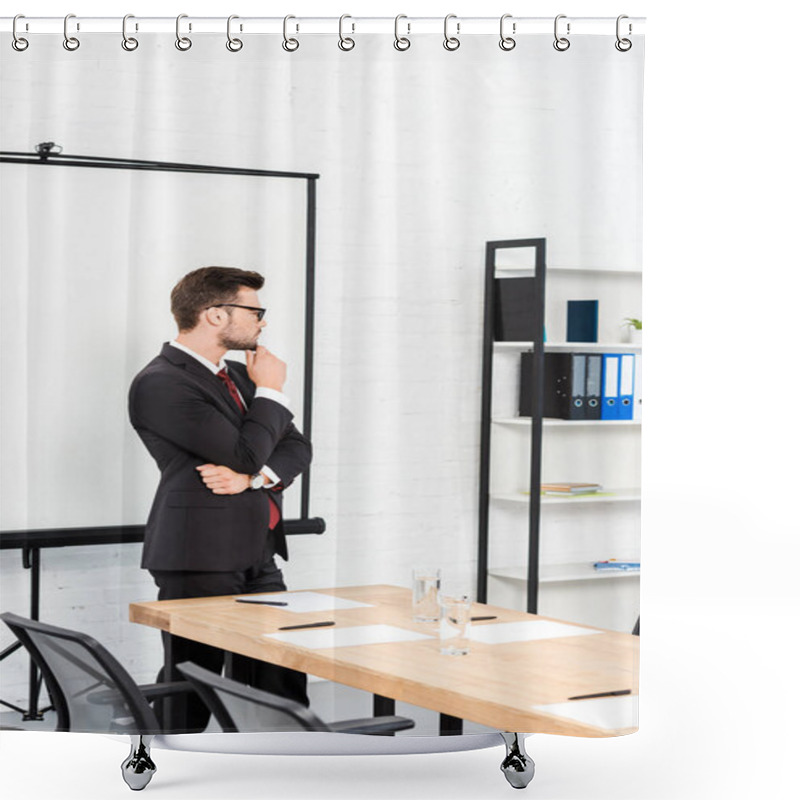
622;317;642;345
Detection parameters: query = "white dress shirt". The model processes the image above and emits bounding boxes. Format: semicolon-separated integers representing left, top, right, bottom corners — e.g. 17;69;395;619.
169;340;284;486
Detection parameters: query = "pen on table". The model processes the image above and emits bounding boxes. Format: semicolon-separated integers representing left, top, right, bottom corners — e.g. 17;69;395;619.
278;621;335;631
235;599;288;607
470;615;497;622
568;689;632;701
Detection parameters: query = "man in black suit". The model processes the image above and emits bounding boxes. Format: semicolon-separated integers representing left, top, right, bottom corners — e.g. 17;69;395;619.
129;266;312;732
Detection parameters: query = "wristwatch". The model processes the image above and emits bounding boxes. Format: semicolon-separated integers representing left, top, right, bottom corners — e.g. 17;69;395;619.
249;473;265;490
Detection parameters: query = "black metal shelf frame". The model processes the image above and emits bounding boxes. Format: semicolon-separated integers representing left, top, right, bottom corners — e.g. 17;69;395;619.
477;238;546;614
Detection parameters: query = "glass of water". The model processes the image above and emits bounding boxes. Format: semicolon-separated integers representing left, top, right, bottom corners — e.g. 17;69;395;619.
412;567;441;623
439;594;471;656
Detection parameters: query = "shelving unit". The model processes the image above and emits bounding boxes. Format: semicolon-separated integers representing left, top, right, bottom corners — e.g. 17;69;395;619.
477;238;641;631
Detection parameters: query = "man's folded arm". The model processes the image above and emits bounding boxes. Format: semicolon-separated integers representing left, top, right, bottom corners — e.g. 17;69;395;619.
130;373;294;475
264;424;312;490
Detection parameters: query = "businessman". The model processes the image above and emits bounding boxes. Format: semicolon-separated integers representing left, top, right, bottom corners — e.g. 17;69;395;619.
129;266;312;732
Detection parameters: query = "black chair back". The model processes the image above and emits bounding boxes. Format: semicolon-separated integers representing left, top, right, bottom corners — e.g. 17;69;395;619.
1;612;161;734
177;661;331;733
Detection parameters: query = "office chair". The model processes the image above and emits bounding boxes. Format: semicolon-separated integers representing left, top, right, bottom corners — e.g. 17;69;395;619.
177;661;416;735
0;611;195;790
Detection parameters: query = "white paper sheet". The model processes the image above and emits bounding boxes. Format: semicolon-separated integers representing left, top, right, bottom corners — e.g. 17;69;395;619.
532;695;638;731
468;620;602;644
237;591;374;613
264;624;434;650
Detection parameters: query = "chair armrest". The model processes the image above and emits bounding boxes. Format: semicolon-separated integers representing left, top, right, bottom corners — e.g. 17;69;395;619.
327;715;415;735
88;680;195;705
137;680;196;700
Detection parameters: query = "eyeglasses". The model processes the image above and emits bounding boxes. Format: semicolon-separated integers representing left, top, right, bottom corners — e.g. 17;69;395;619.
208;304;266;321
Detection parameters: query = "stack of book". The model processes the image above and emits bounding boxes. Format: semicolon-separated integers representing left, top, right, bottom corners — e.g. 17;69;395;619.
593;560;641;572
541;482;602;496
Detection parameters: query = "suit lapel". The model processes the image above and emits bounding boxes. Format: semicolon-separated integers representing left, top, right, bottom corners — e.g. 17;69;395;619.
161;343;243;421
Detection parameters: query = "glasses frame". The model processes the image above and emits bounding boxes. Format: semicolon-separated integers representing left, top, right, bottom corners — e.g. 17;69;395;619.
208;303;266;321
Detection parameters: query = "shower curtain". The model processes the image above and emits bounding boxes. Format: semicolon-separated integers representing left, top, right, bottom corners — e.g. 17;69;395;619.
0;13;644;781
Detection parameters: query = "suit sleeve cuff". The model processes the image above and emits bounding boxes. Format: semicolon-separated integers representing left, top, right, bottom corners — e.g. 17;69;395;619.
255;387;291;411
261;465;282;488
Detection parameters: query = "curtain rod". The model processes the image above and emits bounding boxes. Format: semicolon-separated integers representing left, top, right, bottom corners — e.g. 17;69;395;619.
1;16;646;37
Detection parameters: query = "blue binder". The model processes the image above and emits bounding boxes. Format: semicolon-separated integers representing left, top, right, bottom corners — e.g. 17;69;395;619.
601;354;621;420
618;354;635;420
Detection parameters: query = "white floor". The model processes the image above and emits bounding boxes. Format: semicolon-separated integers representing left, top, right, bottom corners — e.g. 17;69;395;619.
0;714;792;800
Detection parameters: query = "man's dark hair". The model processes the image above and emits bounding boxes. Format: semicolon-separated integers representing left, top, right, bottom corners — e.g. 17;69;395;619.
171;266;264;331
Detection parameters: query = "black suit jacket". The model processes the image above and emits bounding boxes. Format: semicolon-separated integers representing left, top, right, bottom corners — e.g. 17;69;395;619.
128;343;312;572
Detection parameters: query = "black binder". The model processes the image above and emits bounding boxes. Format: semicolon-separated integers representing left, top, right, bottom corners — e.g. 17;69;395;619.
519;352;602;420
494;277;537;341
584;353;602;419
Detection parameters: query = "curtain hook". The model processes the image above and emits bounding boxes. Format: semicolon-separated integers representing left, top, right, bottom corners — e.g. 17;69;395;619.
175;13;192;51
394;14;411;51
615;14;632;51
226;15;243;51
338;14;355;51
499;14;516;51
12;14;29;51
63;13;80;51
122;14;139;51
282;15;299;52
553;14;571;51
443;14;460;51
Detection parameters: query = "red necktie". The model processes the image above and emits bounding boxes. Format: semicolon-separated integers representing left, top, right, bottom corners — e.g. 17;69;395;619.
217;367;245;413
267;493;281;530
217;368;280;529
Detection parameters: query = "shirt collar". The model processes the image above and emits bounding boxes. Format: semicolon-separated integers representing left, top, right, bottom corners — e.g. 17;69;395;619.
169;340;225;375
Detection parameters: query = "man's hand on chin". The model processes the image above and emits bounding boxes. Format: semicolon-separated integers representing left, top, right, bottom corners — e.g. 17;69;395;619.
196;464;250;495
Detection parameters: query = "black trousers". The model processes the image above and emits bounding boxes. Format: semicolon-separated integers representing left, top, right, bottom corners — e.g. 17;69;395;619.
150;558;309;733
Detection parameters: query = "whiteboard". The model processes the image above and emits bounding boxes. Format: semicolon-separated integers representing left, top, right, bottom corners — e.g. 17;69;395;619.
0;160;311;530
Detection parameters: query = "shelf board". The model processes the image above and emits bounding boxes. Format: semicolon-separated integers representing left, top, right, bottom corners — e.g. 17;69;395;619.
495;265;642;276
548;266;643;276
493;417;642;428
494;341;642;352
489;563;641;584
492;489;641;506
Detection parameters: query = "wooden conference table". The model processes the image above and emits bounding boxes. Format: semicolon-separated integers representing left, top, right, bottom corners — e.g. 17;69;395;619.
129;584;638;738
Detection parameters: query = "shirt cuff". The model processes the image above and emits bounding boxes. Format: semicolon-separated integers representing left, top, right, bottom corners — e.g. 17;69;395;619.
255;387;291;411
260;465;282;488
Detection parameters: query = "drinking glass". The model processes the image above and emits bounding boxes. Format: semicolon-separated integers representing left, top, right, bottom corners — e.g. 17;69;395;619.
439;594;471;655
412;567;441;623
